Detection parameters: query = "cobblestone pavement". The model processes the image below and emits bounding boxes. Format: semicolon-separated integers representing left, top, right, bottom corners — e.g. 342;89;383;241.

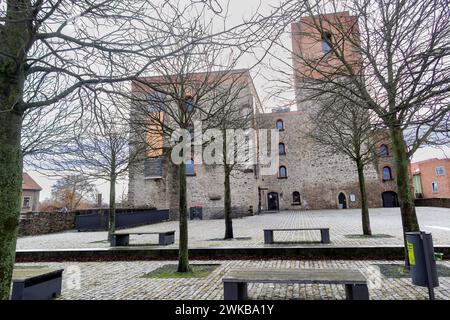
17;207;450;250
15;260;450;300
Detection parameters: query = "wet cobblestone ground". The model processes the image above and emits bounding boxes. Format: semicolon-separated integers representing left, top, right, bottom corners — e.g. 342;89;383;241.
17;207;450;250
16;259;450;300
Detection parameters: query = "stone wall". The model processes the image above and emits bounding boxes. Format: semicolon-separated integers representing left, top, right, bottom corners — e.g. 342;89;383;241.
19;211;76;236
256;111;397;210
18;207;160;236
415;198;450;208
130;158;258;220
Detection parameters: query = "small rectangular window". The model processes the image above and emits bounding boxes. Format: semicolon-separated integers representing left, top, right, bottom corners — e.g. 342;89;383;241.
436;166;445;176
23;197;31;208
144;158;163;178
431;182;438;193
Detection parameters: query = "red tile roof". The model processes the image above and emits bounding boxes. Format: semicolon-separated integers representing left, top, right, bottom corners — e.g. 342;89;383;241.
22;173;42;191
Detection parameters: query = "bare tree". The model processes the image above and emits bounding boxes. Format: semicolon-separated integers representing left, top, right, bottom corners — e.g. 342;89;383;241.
206;77;260;239
38;94;143;243
267;0;450;264
131;54;254;272
21;103;78;165
306;94;382;235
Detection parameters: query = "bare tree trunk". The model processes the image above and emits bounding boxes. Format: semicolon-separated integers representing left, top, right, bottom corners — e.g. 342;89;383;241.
177;163;191;272
223;130;234;239
0;110;23;300
356;159;371;235
224;163;233;239
108;173;116;243
391;127;420;266
0;0;29;298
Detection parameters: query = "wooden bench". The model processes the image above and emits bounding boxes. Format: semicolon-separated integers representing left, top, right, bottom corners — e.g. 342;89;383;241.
12;267;64;300
112;231;175;246
264;228;330;244
223;268;369;300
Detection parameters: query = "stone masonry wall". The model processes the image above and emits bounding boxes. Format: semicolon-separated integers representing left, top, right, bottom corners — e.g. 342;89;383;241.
19;211;76;236
257;110;397;210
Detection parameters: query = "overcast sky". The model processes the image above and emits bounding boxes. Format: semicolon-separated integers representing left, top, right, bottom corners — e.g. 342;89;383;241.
26;0;450;202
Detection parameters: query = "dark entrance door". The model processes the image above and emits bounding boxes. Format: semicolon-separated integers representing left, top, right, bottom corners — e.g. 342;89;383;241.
382;191;399;207
267;192;279;211
189;207;203;220
338;192;347;209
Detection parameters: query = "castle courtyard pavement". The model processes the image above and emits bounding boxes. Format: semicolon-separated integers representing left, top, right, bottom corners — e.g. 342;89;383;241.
15;259;450;300
17;207;450;250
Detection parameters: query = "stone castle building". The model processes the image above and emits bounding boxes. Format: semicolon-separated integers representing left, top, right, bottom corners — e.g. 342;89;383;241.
128;12;399;219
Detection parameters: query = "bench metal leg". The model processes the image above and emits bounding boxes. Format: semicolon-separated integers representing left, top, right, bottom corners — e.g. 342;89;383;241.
320;229;330;244
113;234;129;246
264;230;274;244
224;282;248;300
159;233;175;245
345;284;369;300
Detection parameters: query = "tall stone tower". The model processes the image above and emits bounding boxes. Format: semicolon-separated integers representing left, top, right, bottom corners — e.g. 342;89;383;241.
277;12;383;209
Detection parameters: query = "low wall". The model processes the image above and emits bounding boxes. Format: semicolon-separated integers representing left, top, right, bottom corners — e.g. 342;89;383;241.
415;198;450;208
19;207;164;236
75;208;169;231
19;211;76;237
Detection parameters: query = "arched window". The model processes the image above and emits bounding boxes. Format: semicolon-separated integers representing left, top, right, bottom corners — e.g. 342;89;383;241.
279;143;286;155
278;166;287;178
185;159;195;176
292;191;301;204
380;144;389;157
322;31;332;55
383;166;392;181
276;119;284;131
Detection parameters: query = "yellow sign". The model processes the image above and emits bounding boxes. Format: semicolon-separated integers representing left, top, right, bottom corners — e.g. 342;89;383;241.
407;242;416;266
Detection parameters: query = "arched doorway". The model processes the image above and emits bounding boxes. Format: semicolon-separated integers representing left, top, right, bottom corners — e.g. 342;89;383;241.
382;191;399;207
267;192;279;211
338;192;347;209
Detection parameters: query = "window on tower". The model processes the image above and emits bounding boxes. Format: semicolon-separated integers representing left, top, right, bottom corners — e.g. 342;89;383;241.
278;166;287;178
322;31;332;55
276;119;284;131
279;143;286;155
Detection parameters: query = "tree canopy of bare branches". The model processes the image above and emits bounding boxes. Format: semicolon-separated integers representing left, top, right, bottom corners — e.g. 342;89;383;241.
266;0;450;264
306;94;382;235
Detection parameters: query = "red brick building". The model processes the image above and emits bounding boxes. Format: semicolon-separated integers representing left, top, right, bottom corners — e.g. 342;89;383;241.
411;158;450;199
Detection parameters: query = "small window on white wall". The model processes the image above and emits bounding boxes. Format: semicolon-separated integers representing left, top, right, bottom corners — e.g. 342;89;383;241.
436;166;445;176
432;182;439;193
23;197;31;208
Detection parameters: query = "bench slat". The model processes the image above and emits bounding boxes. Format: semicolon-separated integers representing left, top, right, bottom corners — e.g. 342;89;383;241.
264;228;328;231
114;231;174;235
222;268;366;285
